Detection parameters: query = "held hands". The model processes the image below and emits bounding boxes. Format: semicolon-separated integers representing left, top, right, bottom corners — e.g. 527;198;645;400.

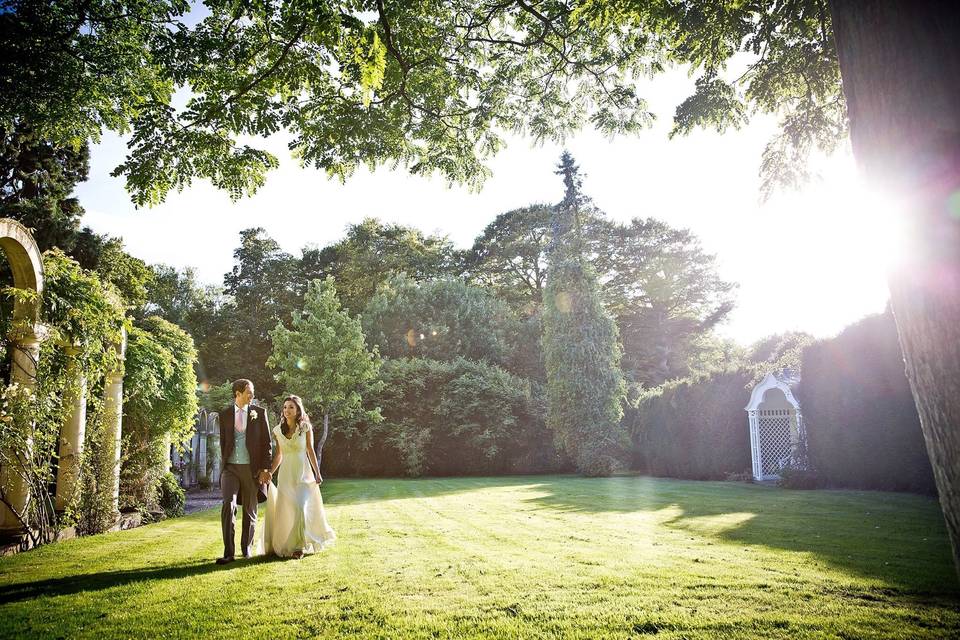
257;470;272;485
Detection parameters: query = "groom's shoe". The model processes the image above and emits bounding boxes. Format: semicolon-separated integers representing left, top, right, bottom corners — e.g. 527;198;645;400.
215;556;235;565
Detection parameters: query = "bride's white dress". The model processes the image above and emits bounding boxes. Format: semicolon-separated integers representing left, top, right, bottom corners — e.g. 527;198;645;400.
260;424;336;557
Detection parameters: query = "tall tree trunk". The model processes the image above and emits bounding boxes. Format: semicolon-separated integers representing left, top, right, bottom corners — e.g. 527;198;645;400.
315;413;329;467
829;0;960;574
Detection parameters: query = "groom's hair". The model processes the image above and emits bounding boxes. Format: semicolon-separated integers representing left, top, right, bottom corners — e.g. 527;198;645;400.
232;378;253;398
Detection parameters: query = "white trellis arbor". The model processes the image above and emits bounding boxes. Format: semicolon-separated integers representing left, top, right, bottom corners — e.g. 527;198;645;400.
745;372;807;481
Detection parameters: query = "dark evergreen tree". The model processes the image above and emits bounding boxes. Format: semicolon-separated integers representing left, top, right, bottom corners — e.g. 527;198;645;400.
0;124;89;252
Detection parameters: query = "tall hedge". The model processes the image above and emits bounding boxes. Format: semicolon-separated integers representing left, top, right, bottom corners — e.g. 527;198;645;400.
629;369;753;480
799;311;935;493
326;357;567;477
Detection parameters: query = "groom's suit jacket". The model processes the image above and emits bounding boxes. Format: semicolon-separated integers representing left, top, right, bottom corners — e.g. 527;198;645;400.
219;403;273;503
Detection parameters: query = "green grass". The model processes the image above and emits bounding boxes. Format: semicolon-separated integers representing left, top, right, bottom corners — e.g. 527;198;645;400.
1;475;958;639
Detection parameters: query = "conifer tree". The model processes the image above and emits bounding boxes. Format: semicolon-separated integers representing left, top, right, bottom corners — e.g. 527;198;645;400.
542;152;626;476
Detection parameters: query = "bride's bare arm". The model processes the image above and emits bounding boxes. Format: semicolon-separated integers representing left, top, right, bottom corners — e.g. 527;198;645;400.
269;429;282;475
305;428;322;484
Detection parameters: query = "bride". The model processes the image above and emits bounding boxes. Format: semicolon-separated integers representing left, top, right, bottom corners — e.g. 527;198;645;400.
261;395;336;558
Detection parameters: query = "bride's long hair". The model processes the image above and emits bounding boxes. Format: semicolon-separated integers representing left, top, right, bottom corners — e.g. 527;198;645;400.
280;395;311;436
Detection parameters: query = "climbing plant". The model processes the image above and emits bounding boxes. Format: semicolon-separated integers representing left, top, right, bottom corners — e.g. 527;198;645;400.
0;249;124;543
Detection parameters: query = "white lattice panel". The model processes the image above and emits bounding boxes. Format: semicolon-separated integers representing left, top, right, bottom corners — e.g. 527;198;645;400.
758;409;793;475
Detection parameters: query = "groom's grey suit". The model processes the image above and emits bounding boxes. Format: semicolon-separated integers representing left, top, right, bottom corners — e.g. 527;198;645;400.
219;402;272;559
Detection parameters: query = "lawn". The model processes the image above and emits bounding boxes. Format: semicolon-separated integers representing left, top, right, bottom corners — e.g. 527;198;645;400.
0;475;957;639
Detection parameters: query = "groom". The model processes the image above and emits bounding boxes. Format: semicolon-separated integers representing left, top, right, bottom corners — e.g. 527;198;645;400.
216;378;272;564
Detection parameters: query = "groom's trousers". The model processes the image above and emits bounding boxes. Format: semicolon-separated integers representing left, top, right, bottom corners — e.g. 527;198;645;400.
221;463;258;558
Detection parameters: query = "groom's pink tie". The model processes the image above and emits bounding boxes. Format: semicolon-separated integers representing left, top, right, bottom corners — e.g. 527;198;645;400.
235;409;245;433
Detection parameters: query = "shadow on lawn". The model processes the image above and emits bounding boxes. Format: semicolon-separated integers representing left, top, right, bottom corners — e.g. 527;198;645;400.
0;555;284;604
326;474;959;593
523;475;959;593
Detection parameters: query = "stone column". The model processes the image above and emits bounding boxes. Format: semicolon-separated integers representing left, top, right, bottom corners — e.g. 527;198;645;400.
171;445;185;488
208;413;221;487
197;423;208;485
160;432;172;474
190;431;201;486
55;345;87;512
99;328;126;522
0;323;48;531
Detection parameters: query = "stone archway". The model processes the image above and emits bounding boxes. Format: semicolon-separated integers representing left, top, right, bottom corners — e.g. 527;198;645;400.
0;220;129;536
0;219;47;530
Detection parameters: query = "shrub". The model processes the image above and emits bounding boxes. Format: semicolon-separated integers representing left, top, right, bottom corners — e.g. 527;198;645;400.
777;467;821;490
327;357;567;477
725;471;754;483
157;472;185;518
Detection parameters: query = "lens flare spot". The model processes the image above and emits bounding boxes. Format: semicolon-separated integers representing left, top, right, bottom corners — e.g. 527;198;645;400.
296;358;307;370
405;329;417;347
555;291;572;313
947;191;960;220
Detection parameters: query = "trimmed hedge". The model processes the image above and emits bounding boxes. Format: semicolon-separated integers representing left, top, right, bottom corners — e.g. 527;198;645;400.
629;369;753;480
798;312;935;494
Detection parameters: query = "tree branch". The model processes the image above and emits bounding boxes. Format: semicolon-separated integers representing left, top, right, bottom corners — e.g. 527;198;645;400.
188;20;309;129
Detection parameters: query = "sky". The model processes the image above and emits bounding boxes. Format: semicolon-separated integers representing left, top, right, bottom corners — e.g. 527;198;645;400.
75;67;898;347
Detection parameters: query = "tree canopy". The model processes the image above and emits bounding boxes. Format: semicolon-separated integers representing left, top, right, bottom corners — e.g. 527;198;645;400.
301;218;459;316
362;275;520;370
2;0;660;206
466;204;735;387
464;205;553;311
604;217;735;387
215;227;300;398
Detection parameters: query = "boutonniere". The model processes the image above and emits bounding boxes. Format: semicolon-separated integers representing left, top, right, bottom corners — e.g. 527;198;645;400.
249;409;259;421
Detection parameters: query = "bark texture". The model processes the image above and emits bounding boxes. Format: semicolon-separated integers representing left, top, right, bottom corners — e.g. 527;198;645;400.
830;0;960;575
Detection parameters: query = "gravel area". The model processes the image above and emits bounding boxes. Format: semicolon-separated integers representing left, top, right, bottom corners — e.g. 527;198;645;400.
184;488;222;514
